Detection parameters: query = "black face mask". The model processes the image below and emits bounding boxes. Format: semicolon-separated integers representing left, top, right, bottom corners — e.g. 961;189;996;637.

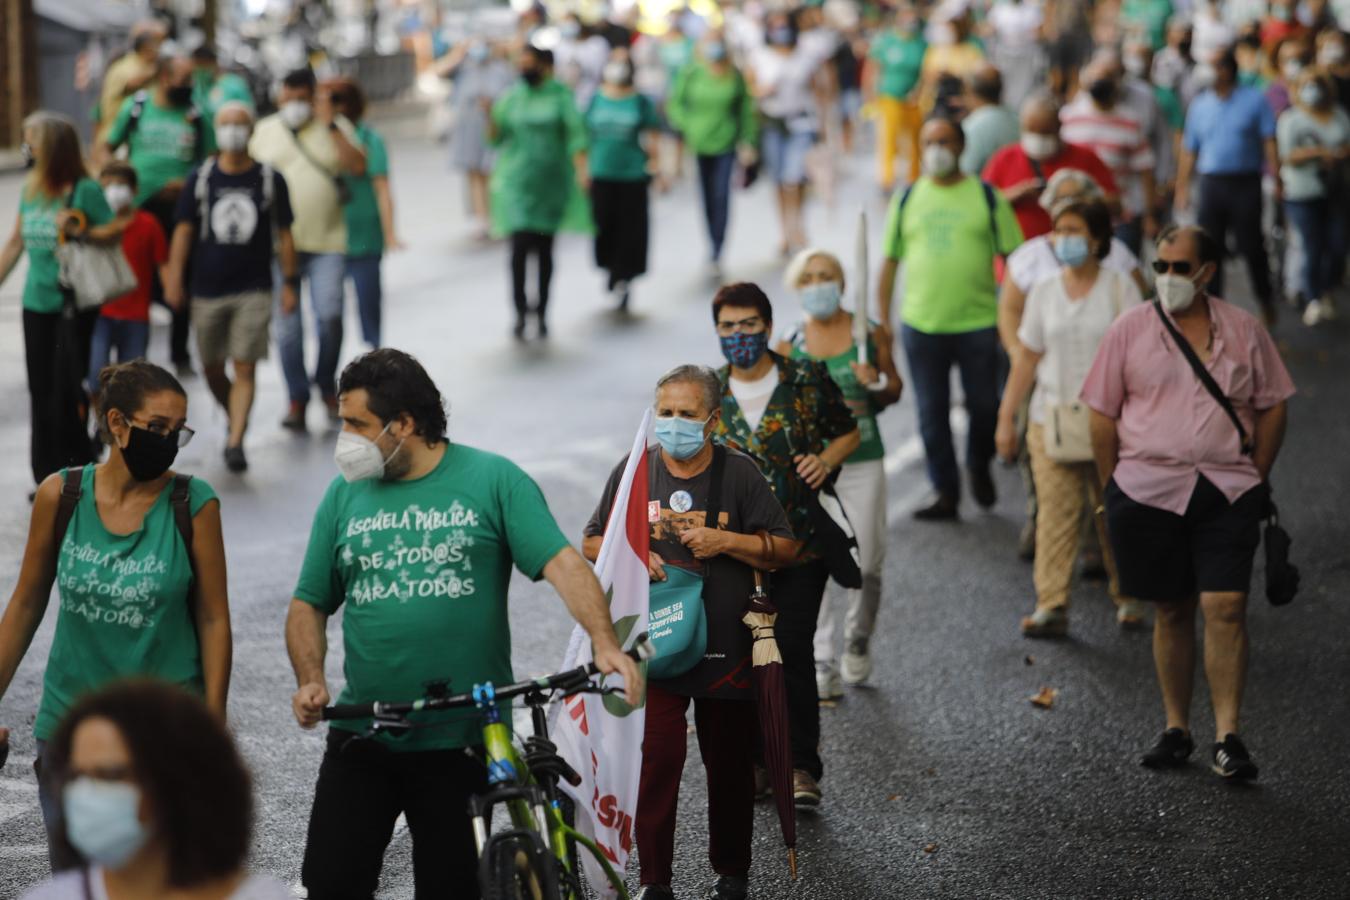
20;142;34;169
121;425;180;482
166;84;194;107
1088;78;1118;105
522;68;543;86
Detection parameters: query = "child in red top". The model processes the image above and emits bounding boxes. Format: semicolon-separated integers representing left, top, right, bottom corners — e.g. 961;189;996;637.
88;162;167;389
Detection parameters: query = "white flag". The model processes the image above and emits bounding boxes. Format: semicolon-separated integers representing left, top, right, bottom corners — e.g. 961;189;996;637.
555;410;651;896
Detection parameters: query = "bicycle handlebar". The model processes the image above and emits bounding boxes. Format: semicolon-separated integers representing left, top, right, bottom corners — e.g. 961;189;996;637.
321;634;654;722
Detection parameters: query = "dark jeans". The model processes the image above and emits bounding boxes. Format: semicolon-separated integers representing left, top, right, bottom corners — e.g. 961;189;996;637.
88;316;150;391
142;192;192;365
1115;218;1143;257
590;178;649;287
24;308;98;485
509;230;555;323
696;152;736;262
636;686;755;887
35;739;84;873
769;559;831;780
1196;173;1274;310
302;730;489;900
346;254;383;348
900;324;1000;500
1282;197;1347;304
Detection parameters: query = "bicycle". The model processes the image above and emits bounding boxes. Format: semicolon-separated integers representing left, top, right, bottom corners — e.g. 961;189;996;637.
321;636;653;900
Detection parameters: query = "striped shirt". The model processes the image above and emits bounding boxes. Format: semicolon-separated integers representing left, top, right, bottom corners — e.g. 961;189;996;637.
1060;94;1155;216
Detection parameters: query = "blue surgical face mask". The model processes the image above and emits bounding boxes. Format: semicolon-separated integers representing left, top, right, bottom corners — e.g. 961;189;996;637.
1053;233;1091;268
63;777;150;869
719;331;770;369
800;281;842;319
654;414;713;460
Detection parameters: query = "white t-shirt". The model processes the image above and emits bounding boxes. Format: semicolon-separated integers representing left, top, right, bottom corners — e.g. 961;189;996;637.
729;365;780;432
1006;234;1141;294
21;868;294;900
1017;268;1144;424
751;46;820;127
987;0;1043;50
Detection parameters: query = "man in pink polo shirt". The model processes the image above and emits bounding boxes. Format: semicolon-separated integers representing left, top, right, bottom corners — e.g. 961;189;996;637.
1081;224;1295;782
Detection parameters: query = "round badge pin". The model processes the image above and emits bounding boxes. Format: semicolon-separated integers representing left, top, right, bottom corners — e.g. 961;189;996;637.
669;490;693;513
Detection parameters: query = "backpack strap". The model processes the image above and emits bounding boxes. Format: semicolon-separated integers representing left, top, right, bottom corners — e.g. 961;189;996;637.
195;159;215;243
121;91;148;146
186;105;207;163
170;474;199;615
1151;300;1254;456
52;467;84;555
702;445;727;576
980;179;1001;256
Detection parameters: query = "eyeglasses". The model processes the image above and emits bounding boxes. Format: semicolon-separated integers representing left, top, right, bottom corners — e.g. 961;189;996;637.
1152;259;1195;275
715;315;766;336
130;418;195;448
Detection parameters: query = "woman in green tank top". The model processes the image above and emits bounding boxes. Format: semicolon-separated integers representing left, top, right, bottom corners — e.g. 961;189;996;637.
774;249;903;699
0;359;230;870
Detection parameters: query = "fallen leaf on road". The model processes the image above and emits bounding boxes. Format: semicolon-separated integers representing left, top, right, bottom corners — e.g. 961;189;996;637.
687;724;696;735
886;794;902;802
819;699;839;709
923;843;939;854
1029;686;1059;708
1024;655;1035;666
923;767;937;777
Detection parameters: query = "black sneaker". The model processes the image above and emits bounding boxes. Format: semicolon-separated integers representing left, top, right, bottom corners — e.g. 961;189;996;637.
705;875;748;900
223;445;248;473
968;464;997;509
1141;728;1195;769
635;887;676;900
913;494;959;521
1212;734;1260;781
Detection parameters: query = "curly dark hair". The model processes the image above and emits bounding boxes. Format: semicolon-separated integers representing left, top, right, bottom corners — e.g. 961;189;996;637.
94;359;185;444
711;282;774;326
45;679;253;887
338;348;448;444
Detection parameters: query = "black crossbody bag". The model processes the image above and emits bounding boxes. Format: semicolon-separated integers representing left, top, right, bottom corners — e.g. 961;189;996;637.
1153;301;1299;605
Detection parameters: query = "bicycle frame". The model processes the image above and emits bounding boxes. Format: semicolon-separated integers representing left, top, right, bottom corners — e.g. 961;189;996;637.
468;683;630;900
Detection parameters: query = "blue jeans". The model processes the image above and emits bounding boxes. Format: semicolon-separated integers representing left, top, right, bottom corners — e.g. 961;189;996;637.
275;252;346;405
346;254;383;348
900;324;1000;499
1283;197;1347;304
87;316;149;391
696;151;735;262
34;739;83;873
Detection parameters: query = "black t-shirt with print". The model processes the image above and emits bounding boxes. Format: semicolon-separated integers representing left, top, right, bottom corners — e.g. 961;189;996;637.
586;445;793;700
175;161;294;299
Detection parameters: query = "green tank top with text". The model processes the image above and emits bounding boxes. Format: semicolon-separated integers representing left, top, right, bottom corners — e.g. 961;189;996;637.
788;325;886;463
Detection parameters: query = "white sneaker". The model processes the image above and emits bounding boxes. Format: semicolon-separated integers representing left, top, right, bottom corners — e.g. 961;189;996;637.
839;643;872;685
1303;299;1324;326
815;664;843;701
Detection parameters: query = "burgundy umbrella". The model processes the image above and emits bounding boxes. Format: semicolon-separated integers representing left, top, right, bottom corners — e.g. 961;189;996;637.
742;570;798;878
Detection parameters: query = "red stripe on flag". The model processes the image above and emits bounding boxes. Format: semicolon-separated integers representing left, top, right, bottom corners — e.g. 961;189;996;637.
626;451;650;559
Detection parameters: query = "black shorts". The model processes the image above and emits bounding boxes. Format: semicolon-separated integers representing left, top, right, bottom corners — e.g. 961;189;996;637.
1105;476;1265;601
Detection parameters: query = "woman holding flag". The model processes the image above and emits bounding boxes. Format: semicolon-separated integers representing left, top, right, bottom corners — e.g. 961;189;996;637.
583;365;795;900
776;248;903;699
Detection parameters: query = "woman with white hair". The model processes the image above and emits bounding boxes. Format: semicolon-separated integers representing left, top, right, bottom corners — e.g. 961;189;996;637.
774;248;903;698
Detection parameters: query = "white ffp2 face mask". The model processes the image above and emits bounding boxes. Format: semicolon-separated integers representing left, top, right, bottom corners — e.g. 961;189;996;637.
334;423;403;483
216;123;251;152
922;145;956;177
1155;273;1200;313
280;101;313;130
103;184;134;212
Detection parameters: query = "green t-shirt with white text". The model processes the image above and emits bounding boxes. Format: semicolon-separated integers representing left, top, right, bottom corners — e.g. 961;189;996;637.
19;178;114;314
882;176;1023;334
36;467;217;740
293;443;571;751
107;93;211;205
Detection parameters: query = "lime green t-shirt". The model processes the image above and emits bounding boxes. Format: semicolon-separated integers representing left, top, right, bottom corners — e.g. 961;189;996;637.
344;122;388;258
585;92;660;182
882;176;1023;334
107;93;210;205
293;443;572;751
788;328;885;462
35;467;217;740
19;178;114;314
869;30;927;100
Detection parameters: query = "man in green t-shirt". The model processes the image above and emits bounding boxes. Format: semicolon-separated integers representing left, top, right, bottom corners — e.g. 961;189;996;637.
102;53;211;375
286;348;641;900
878;117;1023;521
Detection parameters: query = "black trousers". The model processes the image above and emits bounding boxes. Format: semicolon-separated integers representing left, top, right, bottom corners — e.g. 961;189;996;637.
1196;173;1274;310
509;230;555;323
590;178;649;287
302;731;490;900
23;308;98;485
142;192;192;364
769;559;831;780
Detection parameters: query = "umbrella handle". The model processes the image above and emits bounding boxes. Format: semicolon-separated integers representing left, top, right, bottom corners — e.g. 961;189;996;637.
789;847;798;879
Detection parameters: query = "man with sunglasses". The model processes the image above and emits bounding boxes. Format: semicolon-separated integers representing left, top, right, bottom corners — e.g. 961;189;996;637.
1080;225;1295;780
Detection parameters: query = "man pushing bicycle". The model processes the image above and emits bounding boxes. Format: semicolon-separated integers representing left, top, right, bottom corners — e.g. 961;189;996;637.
285;348;642;900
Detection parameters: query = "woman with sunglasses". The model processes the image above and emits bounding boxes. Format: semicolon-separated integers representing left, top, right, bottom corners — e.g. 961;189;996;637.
995;200;1145;637
0;359;230;871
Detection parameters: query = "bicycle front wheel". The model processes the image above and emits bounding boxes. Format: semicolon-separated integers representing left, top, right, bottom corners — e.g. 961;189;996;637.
483;833;552;900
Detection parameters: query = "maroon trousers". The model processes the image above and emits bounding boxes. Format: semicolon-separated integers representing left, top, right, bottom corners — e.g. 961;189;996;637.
636;685;756;887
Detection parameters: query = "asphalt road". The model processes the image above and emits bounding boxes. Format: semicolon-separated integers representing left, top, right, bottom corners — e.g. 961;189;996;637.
0;120;1348;900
